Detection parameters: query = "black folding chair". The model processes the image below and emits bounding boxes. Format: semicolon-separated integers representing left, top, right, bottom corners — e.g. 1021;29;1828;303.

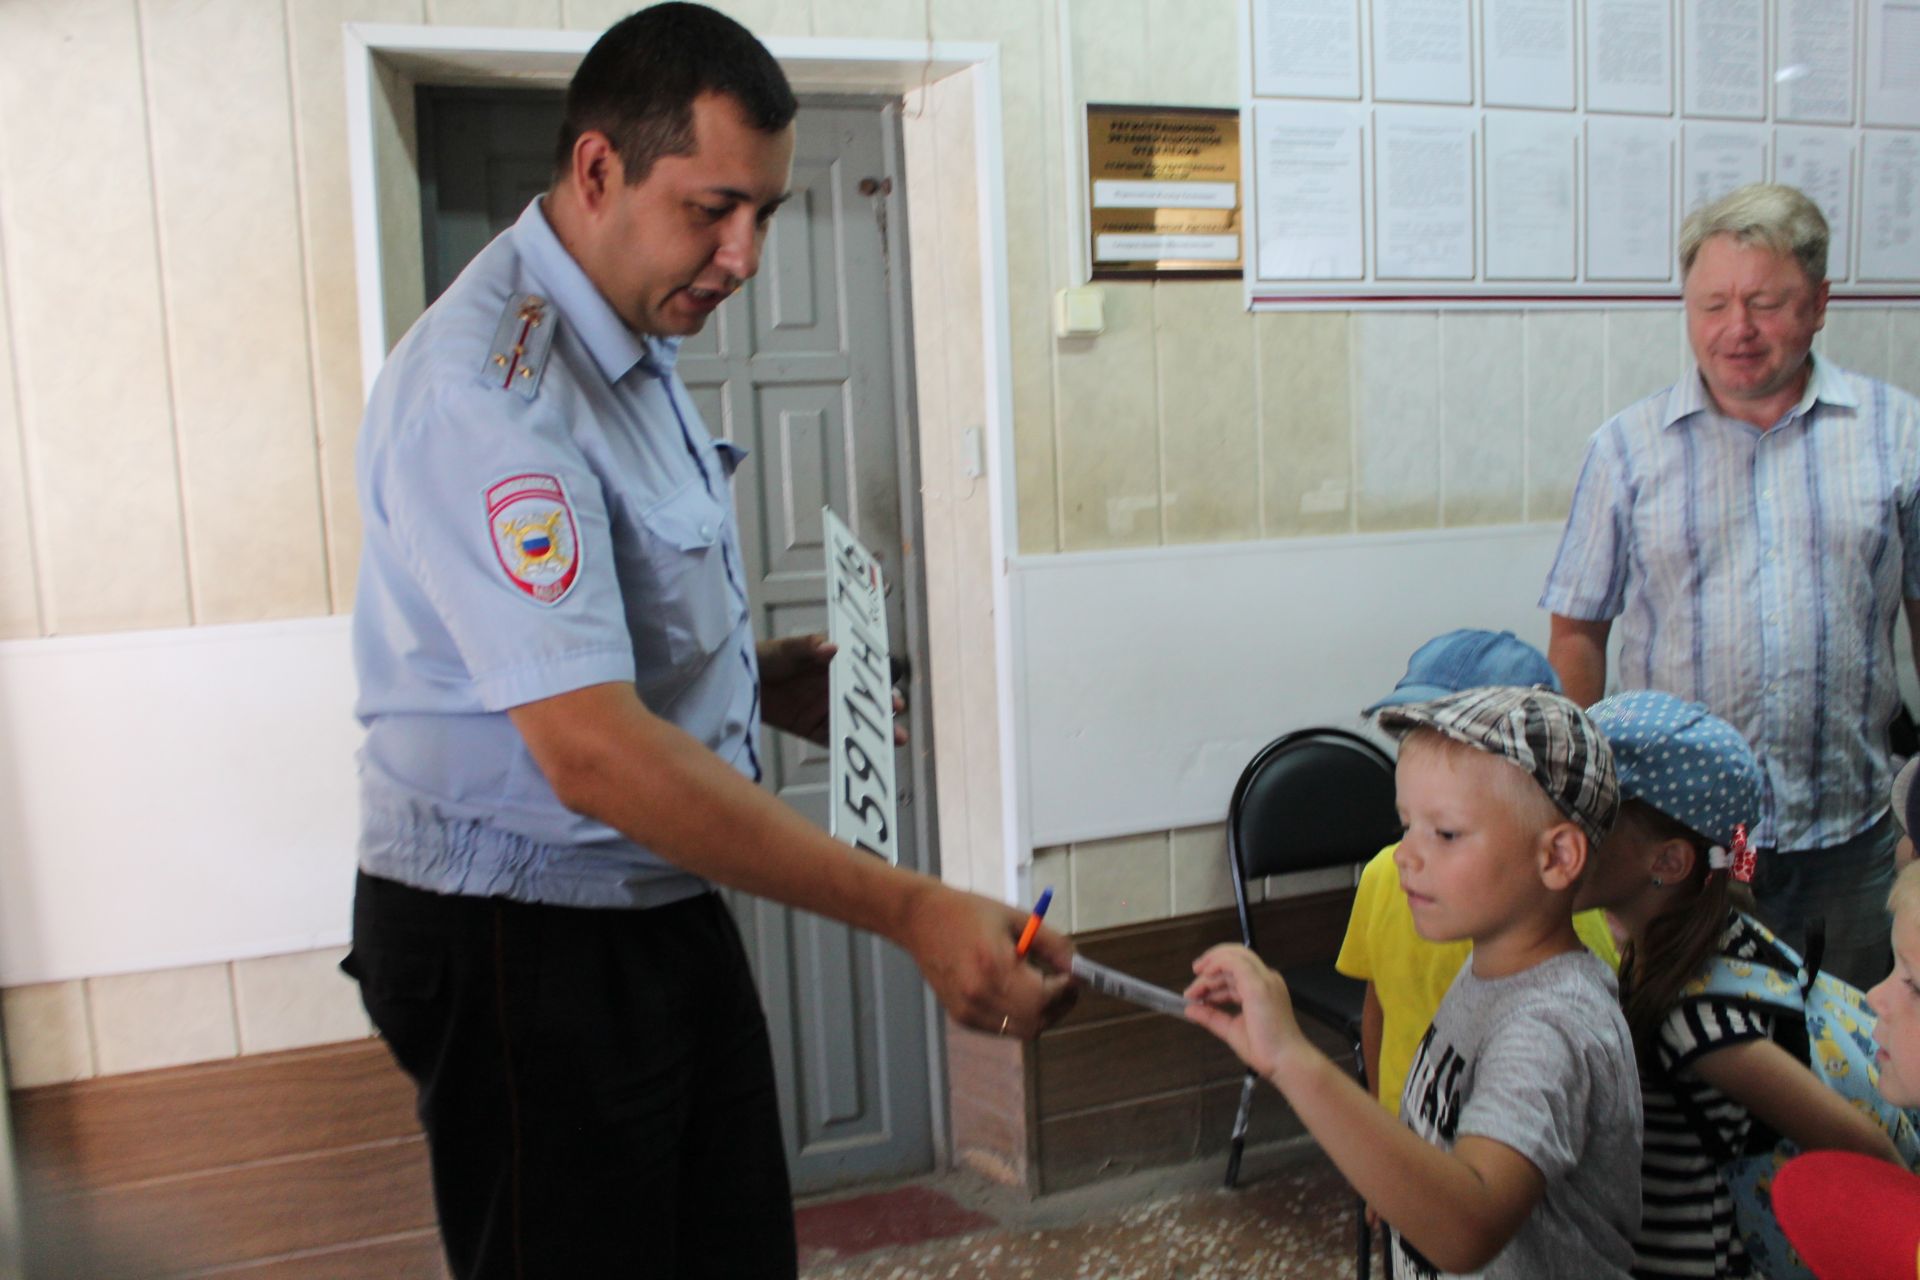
1223;727;1401;1280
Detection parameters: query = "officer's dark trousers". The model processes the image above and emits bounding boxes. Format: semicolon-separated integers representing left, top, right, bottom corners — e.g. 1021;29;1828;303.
344;872;798;1279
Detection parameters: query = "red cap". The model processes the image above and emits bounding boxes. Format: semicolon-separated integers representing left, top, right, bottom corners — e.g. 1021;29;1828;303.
1773;1150;1920;1279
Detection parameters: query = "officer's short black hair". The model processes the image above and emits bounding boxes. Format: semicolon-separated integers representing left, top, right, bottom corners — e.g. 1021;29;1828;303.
556;2;797;184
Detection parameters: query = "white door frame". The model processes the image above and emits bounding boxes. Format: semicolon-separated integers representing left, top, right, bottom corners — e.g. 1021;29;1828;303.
340;19;1028;925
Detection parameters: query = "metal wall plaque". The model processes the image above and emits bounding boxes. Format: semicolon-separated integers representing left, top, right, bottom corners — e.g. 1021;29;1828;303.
1086;103;1243;280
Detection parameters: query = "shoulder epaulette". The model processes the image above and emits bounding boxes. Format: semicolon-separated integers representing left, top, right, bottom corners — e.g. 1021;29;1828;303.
485;293;556;401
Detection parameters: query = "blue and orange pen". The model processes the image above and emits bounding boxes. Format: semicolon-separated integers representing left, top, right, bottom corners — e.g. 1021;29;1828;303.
1015;886;1054;958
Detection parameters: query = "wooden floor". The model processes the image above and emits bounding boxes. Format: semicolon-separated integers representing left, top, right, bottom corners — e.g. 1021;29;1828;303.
10;1040;445;1278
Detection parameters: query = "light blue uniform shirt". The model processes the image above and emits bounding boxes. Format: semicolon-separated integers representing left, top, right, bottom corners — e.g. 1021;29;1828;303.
1542;357;1920;850
353;198;762;908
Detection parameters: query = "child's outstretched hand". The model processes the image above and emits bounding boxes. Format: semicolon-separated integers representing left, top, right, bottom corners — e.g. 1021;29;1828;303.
1184;944;1307;1079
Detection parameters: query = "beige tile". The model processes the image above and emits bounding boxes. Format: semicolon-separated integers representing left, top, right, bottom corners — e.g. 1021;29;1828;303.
1069;0;1152;105
0;0;191;633
813;0;926;38
990;11;1063;556
144;0;330;625
1155;282;1259;543
1146;0;1239;107
374;57;429;365
1031;846;1073;937
1265;865;1359;900
901;85;974;891
2;982;94;1087
694;0;811;35
1821;306;1890;382
0;246;42;637
1353;312;1440;531
1171;824;1237;915
286;0;425;612
1604;307;1683;417
1438;312;1524;526
89;964;237;1076
1889;310;1920;398
559;0;628;29
1056;284;1161;549
1524;311;1606;523
427;0;560;24
233;948;373;1055
930;71;1011;897
1069;832;1171;930
1257;311;1353;536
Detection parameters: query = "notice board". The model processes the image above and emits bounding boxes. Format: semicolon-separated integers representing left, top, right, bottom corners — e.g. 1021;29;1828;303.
1240;0;1920;309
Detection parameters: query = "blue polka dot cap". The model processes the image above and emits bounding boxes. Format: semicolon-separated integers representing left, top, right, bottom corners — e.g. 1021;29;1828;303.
1587;690;1762;847
1892;757;1919;836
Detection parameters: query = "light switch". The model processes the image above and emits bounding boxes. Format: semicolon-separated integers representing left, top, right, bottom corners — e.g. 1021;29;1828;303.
1055;285;1105;337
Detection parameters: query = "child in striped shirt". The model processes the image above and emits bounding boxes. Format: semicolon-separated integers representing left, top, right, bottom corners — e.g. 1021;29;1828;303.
1578;692;1903;1278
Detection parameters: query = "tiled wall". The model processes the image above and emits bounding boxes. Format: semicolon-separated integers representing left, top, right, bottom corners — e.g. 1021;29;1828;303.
2;0;1917;1078
1030;822;1357;935
1;949;371;1089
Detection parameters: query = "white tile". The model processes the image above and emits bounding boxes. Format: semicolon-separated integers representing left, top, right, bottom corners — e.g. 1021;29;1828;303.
1353;312;1440;530
233;948;373;1055
1171;824;1237;915
1604;307;1683;418
143;0;330;625
2;983;94;1087
1524;312;1606;523
88;964;237;1076
1438;312;1525;526
0;0;191;633
285;0;424;611
1069;832;1171;931
0;245;42;637
1821;307;1890;382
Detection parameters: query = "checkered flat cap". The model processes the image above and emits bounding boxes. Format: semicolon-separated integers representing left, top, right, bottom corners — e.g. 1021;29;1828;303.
1375;685;1619;846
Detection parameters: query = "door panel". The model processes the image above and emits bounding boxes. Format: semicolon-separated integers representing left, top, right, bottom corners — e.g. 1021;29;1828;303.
418;89;932;1192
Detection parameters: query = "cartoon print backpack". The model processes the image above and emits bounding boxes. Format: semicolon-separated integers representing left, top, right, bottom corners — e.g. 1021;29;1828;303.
1665;916;1920;1280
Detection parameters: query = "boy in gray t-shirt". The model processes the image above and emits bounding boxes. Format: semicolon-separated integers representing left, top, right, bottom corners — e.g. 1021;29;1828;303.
1189;688;1641;1278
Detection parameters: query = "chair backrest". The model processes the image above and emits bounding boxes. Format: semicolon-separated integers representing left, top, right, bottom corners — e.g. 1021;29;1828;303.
1227;728;1401;887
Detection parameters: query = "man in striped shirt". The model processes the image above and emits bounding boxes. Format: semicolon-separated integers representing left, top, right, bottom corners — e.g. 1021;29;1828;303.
1541;183;1920;989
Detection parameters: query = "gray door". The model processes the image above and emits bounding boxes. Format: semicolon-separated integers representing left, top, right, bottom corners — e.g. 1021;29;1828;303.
418;90;936;1193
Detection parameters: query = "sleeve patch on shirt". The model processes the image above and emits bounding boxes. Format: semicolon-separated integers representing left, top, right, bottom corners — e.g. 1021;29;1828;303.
486;473;581;605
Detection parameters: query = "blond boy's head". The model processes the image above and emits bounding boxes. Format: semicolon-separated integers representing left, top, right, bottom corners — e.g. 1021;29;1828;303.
1868;861;1920;1108
1377;688;1619;955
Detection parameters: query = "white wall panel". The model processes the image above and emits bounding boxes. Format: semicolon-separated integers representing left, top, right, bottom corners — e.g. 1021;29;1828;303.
1014;524;1566;846
0;618;359;985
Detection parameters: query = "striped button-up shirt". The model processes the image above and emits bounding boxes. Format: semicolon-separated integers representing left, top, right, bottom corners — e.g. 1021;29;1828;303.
1541;356;1920;851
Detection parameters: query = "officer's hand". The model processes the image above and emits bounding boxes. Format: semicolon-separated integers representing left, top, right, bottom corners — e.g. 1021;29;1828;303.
757;634;907;746
898;885;1076;1038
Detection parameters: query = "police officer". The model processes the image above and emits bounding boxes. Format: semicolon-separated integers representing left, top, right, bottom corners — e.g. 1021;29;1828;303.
344;6;1075;1276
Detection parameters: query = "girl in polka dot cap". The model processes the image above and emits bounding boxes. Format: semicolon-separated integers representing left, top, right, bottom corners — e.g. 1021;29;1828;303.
1575;690;1904;1279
